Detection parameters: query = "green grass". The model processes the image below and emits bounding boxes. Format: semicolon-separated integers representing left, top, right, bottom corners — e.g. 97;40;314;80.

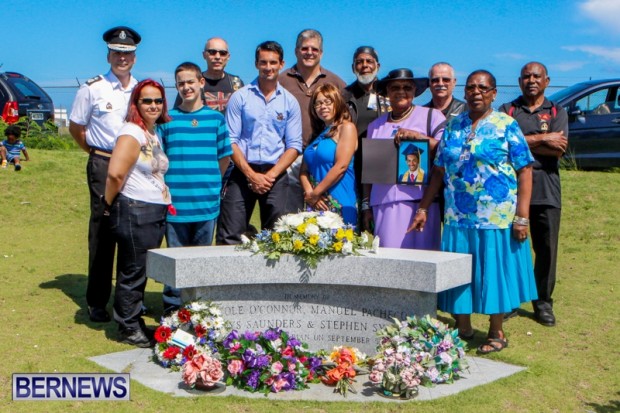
1;150;619;412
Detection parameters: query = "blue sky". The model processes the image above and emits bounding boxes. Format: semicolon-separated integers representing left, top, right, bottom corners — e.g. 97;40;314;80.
2;0;619;110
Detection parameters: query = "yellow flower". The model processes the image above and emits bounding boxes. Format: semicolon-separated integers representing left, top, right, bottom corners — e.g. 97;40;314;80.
335;228;345;240
307;217;317;224
297;223;307;234
294;239;304;251
309;235;319;245
345;229;354;241
272;232;281;243
333;242;343;252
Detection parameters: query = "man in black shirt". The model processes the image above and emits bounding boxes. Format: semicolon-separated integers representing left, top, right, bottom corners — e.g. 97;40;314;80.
500;62;568;327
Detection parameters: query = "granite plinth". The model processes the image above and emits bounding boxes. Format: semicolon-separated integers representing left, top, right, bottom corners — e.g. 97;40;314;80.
147;246;471;354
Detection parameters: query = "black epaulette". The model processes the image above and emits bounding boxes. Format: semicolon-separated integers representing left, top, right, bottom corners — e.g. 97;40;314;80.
85;75;104;86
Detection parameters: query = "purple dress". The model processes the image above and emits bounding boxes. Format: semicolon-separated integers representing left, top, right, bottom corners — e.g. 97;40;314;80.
367;106;445;249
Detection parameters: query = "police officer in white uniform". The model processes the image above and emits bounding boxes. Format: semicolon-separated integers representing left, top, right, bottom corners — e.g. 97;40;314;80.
69;26;141;323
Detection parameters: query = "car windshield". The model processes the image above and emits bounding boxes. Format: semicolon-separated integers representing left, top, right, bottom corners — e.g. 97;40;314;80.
6;77;50;101
549;82;592;103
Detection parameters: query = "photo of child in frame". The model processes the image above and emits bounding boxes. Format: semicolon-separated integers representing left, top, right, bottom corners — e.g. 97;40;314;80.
397;141;429;185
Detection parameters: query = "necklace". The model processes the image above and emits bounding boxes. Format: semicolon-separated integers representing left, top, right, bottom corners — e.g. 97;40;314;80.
389;105;414;122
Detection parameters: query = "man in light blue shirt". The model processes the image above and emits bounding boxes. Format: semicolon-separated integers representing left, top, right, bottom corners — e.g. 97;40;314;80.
216;41;302;245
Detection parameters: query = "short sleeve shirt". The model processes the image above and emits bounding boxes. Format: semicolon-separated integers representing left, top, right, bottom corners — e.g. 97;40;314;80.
70;71;137;151
116;123;171;205
435;111;534;229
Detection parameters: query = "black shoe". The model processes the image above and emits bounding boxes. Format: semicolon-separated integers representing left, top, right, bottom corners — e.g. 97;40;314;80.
503;308;519;321
535;309;556;327
119;328;155;348
88;307;111;323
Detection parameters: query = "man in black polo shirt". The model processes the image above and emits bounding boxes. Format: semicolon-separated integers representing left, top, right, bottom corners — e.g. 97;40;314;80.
500;61;568;327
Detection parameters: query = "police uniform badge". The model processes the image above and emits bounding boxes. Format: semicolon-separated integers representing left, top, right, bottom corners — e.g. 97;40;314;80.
106;102;113;110
119;30;127;40
191;119;198;127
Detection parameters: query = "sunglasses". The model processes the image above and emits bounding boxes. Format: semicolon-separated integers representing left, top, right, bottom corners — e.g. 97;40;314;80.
464;85;496;94
205;49;229;56
430;77;453;84
139;98;164;105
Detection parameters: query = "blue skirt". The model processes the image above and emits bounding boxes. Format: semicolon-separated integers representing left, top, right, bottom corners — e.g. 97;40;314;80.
438;224;538;315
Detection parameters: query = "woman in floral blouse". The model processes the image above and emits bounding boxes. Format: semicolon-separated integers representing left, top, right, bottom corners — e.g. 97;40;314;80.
409;70;538;354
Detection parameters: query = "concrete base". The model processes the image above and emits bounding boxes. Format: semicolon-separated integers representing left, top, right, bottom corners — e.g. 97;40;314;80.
89;349;525;402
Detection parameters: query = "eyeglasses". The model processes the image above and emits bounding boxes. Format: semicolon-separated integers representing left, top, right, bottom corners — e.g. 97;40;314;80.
205;49;229;56
355;58;376;65
300;46;320;54
464;85;496;94
313;98;334;109
430;77;453;84
139;98;164;105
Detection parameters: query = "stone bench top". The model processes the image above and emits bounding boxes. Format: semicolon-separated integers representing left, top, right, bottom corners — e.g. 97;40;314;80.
147;246;471;294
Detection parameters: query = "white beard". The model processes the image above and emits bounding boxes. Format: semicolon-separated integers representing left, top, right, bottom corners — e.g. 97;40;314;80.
355;70;378;85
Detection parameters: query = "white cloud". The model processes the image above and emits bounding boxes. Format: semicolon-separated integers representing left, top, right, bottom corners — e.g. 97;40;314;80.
548;61;588;72
562;45;620;64
579;0;620;34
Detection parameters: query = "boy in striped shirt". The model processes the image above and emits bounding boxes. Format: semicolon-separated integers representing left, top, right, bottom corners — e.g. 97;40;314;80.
158;62;232;314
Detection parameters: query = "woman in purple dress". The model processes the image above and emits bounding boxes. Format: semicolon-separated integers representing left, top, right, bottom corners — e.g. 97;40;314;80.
300;83;358;225
362;69;445;249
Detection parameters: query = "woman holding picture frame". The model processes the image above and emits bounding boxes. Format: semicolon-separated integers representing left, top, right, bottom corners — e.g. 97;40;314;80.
362;68;445;249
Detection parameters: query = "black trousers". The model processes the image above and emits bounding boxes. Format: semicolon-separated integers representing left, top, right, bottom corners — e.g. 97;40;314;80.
216;166;289;245
86;154;116;309
109;195;167;330
530;205;561;312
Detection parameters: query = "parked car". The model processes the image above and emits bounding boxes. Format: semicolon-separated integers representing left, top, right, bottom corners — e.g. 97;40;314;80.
549;79;620;168
0;72;54;125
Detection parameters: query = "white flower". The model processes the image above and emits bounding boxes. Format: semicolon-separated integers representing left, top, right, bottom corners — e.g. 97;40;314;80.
209;306;221;316
283;213;305;227
316;211;344;229
342;241;353;255
371;236;380;253
240;234;251;245
304;223;320;236
213;317;224;328
190;313;201;325
203;319;214;329
361;232;369;244
250;241;260;252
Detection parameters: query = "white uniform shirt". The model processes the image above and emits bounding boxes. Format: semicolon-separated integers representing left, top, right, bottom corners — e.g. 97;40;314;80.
70;71;137;151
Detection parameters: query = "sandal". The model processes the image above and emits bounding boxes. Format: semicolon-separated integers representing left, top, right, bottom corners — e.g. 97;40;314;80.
477;337;508;354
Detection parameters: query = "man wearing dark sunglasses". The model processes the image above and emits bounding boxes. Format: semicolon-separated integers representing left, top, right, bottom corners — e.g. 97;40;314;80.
424;62;466;123
279;29;346;214
69;26;141;324
201;37;244;113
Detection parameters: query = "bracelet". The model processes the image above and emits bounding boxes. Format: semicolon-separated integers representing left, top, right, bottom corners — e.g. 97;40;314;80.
416;208;428;215
361;200;370;211
513;216;529;226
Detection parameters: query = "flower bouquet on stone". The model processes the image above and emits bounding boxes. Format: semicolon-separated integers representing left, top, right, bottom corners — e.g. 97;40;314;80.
220;327;323;394
181;353;224;390
153;301;229;370
238;210;372;268
369;315;468;399
318;346;368;397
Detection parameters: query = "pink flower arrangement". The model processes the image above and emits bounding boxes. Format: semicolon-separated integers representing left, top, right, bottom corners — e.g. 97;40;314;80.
182;354;224;388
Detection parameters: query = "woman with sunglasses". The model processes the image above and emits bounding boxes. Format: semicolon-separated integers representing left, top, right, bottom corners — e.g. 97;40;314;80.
409;70;538;354
103;79;172;347
362;68;445;249
300;83;358;225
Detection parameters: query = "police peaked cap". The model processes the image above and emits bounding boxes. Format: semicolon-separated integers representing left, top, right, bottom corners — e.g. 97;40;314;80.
103;26;141;52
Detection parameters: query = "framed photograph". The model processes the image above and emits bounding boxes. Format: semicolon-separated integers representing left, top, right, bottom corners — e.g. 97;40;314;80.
397;141;430;185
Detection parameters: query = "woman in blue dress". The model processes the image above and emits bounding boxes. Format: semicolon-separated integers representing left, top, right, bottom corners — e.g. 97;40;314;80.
409;70;538;354
300;83;358;226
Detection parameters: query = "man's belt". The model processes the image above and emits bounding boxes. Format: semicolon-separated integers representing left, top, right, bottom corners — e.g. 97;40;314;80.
248;163;276;173
89;148;112;159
